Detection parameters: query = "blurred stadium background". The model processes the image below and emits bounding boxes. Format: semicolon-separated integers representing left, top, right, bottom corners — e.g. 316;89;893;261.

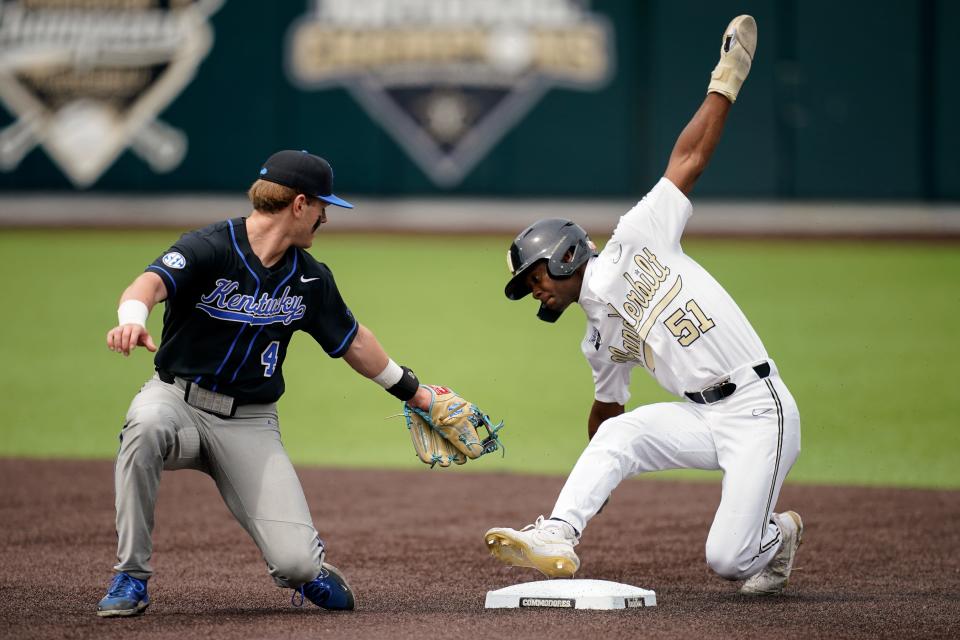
1;0;958;487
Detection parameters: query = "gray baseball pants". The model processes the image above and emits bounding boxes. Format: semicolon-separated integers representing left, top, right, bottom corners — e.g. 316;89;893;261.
112;374;324;587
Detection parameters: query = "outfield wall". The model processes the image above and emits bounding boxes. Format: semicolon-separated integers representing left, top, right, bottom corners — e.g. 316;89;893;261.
0;0;957;200
1;195;958;239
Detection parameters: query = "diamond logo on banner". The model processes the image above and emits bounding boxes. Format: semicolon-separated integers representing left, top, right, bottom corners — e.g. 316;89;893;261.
286;0;615;188
0;0;223;188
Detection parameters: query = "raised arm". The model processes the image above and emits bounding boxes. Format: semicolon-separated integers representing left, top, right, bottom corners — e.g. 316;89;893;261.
664;15;756;195
663;94;731;195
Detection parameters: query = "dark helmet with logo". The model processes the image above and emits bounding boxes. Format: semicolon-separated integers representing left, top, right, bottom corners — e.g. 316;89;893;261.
504;218;598;322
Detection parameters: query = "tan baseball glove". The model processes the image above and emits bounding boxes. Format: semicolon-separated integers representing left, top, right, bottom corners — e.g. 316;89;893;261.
403;385;505;468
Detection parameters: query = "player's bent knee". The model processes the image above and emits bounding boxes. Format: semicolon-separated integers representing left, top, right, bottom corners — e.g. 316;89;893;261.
705;544;754;581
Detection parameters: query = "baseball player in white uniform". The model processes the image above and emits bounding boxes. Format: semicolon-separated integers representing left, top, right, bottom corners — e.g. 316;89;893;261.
484;16;804;596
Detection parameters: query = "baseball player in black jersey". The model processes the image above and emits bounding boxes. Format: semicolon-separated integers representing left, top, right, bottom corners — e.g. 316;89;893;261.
97;150;434;617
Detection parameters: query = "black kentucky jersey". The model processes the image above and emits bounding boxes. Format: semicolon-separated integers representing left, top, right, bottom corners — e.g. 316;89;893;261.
146;218;358;404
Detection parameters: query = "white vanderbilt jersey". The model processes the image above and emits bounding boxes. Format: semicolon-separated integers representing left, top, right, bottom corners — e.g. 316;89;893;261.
580;177;768;404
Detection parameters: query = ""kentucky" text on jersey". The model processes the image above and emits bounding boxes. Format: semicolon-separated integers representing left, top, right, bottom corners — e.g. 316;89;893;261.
196;279;307;325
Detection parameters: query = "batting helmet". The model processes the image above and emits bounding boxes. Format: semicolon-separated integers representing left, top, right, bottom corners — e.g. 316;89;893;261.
504;218;598;322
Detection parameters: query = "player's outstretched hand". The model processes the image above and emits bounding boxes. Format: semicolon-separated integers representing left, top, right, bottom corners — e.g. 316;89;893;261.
106;324;158;357
707;15;757;103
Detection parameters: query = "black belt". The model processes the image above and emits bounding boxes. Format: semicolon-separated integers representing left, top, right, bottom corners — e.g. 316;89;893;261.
684;362;771;405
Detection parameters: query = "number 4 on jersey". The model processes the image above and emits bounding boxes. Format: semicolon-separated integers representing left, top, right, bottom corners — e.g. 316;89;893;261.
260;341;280;377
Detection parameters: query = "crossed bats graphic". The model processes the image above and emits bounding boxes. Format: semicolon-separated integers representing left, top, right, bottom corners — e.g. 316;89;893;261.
0;113;185;172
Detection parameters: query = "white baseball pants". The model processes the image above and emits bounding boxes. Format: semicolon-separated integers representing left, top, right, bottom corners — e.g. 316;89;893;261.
551;371;800;580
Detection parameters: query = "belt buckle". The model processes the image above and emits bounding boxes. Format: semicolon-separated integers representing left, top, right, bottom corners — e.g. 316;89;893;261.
707;378;730;394
698;378;735;404
686;375;737;405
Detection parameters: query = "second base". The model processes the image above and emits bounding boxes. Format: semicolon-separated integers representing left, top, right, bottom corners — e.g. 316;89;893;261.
485;579;656;610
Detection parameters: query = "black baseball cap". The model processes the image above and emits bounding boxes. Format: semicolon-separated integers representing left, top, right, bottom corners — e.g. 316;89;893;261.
258;149;353;209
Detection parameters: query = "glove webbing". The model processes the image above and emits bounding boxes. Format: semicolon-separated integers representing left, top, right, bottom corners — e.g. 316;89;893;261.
409;404;506;458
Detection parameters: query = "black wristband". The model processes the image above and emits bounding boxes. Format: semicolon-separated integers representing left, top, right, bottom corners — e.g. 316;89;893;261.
387;366;419;401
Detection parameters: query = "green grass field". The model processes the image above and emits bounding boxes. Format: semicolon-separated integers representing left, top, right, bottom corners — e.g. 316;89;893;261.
0;230;957;489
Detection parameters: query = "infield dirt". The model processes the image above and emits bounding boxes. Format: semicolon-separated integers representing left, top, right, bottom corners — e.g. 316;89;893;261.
1;459;958;639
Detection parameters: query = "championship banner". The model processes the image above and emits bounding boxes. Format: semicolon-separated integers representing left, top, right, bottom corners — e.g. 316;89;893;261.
286;0;615;187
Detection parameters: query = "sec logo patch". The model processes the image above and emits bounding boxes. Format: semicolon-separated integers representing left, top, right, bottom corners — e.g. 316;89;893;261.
162;252;186;269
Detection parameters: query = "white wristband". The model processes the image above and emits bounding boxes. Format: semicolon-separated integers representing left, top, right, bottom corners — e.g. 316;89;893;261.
118;299;149;327
372;359;404;389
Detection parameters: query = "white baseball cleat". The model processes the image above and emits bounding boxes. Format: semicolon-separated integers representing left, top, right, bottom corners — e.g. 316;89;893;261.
484;516;580;578
707;14;758;103
740;511;804;596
